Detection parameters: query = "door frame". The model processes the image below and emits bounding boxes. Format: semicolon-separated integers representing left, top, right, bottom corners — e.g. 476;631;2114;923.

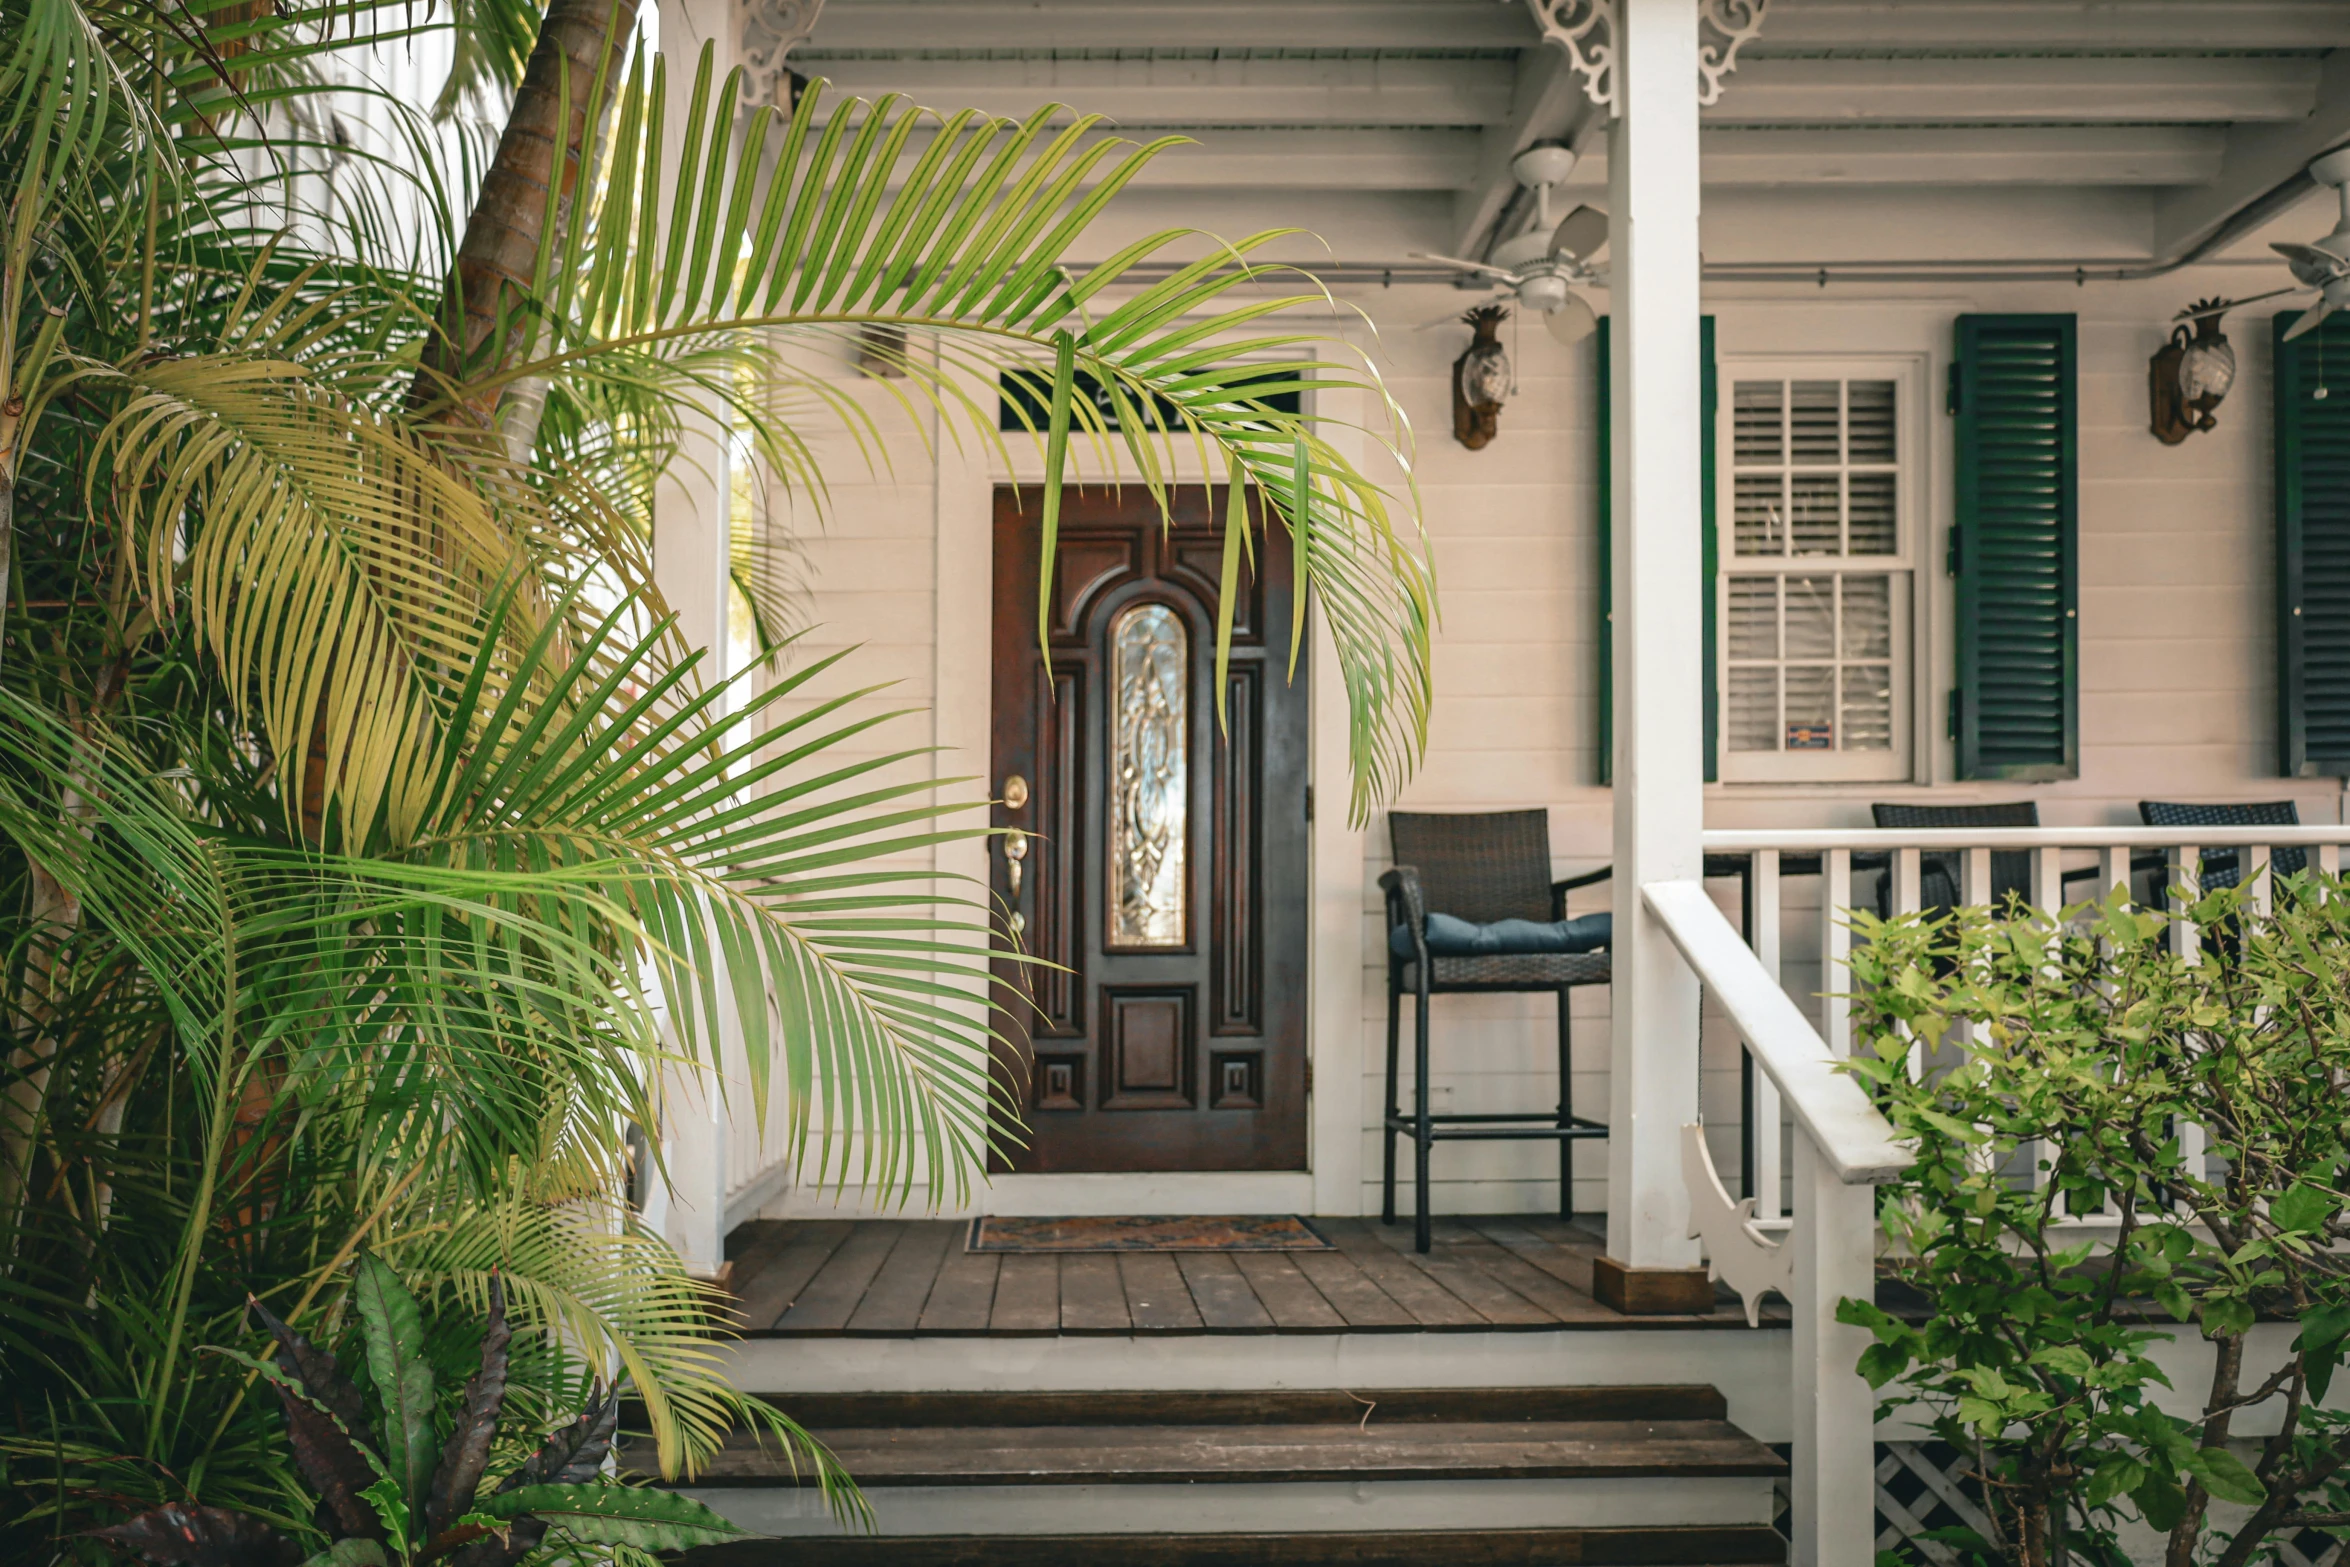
934;338;1371;1217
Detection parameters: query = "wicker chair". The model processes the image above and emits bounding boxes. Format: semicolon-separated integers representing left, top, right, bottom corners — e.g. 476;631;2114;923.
1379;810;1610;1254
1868;801;2041;918
2139;800;2303;892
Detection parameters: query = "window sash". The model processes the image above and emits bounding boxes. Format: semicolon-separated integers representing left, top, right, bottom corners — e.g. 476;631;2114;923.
1716;360;1923;783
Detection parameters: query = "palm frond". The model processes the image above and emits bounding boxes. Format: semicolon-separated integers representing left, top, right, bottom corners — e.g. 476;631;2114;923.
461;48;1433;817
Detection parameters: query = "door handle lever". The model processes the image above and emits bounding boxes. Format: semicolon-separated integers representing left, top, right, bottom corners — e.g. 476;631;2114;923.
1003;828;1029;935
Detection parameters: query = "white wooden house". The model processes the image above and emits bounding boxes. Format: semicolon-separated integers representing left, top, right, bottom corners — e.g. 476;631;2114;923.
600;3;2350;1563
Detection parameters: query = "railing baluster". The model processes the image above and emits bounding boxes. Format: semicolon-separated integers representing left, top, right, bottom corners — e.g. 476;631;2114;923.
1821;847;1852;1060
1962;847;1992;909
1753;850;1783;1222
2171;846;2206;1202
2249;844;2273;917
2322;843;2341;880
2101;845;2133;903
1885;849;1922;1077
1891;847;1922;917
2033;845;2064;920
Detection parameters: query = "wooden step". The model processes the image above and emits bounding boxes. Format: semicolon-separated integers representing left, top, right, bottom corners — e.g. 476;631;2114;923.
687;1417;1780;1488
679;1524;1787;1565
733;1384;1731;1428
658;1387;1781;1491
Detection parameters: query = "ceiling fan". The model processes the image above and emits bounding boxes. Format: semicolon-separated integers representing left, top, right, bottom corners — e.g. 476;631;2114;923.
2273;146;2350;341
2175;146;2350;342
1413;144;1607;346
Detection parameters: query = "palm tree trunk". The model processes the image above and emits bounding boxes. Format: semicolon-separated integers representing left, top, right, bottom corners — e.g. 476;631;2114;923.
411;0;643;423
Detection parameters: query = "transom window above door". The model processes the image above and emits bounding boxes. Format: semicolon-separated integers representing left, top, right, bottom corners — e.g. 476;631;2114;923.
1719;364;1924;784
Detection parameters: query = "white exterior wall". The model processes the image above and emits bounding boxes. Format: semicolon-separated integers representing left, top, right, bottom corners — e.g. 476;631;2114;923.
751;209;2346;1220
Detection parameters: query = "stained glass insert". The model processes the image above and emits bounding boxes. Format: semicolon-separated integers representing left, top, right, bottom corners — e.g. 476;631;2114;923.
1111;603;1188;947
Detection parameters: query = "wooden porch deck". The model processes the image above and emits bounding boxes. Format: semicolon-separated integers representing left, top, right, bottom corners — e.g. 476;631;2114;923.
722;1215;1771;1335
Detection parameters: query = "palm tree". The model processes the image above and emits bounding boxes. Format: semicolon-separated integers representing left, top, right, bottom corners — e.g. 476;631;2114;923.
0;0;1434;1556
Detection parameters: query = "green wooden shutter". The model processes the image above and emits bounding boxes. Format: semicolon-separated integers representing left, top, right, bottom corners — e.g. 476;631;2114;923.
1951;314;2078;780
2276;310;2350;776
1596;315;1716;785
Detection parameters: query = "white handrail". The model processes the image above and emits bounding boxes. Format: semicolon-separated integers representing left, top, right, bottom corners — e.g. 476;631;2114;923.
1705;826;2350;852
1642;879;1912;1185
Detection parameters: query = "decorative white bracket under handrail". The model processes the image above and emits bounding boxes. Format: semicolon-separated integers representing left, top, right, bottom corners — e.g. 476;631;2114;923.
1642;879;1912;1184
1683;1121;1792;1327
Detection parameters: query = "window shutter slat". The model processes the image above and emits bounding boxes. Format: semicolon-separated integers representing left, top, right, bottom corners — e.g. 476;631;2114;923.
1597;316;1716;785
1953;313;2078;780
2276;310;2350;776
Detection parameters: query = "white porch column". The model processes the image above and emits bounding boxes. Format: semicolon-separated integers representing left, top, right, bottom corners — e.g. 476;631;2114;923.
1600;0;1709;1307
649;0;741;1276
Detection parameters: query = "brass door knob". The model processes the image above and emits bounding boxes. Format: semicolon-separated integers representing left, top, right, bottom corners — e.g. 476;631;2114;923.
1002;774;1030;810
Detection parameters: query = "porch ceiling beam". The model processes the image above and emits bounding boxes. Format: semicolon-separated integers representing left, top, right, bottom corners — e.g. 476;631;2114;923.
788;55;1517;126
1708;55;2323;126
857;126;1481;189
796;0;1537;52
1450;45;1589;258
1755;0;2350;50
1698;125;2227;187
2152;48;2350;258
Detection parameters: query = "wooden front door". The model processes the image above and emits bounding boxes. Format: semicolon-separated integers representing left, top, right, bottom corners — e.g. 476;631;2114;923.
990;484;1309;1173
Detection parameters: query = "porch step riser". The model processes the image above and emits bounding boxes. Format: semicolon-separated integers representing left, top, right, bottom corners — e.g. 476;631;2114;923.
723;1331;1791;1433
686;1475;1777;1538
681;1524;1785;1566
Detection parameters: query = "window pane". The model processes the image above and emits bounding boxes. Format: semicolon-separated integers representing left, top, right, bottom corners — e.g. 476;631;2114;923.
1841;574;1892;659
1728;575;1779;659
1842;664;1894;751
1735;473;1785;554
1785;575;1836;657
1728;666;1779;751
1111;603;1187;947
1848;380;1895;462
1848;471;1896;555
1791;473;1841;555
1785;665;1835;749
1791;381;1841;466
1734;381;1783;465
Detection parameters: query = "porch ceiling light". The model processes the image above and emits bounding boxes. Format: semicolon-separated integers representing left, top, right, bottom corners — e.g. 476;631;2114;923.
2149;300;2236;445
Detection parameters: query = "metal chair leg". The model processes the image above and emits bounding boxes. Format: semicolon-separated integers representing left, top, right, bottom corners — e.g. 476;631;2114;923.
1556;985;1574;1223
1414;984;1433;1254
1382;977;1402;1225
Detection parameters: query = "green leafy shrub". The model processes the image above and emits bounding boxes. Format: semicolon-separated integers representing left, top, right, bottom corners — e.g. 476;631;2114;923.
91;1256;745;1567
1840;877;2350;1567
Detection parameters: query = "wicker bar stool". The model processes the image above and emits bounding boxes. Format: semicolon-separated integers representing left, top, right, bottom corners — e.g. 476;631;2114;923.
1379;809;1611;1254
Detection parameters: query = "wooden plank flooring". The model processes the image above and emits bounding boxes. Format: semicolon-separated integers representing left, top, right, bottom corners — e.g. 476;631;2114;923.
726;1217;1765;1336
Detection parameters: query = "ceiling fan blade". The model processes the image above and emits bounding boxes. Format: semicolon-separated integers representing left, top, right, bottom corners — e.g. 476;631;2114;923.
1549;204;1610;263
2283;297;2340;342
2274;241;2350;288
1410;251;1521;281
1543;291;1599;347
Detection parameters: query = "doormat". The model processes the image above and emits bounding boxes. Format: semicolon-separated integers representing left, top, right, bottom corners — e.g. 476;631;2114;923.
967;1215;1331;1253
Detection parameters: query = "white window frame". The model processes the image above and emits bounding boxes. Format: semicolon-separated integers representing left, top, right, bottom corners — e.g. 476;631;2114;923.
1714;353;1929;784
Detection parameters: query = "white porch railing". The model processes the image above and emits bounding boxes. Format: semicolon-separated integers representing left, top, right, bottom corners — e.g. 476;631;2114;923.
1666;823;2350;1566
1644;878;1909;1567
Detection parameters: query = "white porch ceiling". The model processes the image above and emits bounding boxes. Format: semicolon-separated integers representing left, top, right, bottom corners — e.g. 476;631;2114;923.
784;0;2350;265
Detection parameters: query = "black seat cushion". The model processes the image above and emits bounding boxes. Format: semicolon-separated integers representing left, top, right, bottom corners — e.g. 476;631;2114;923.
1389;911;1612;960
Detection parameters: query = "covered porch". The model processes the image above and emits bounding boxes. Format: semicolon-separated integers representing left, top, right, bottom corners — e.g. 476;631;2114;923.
642;2;2350;1564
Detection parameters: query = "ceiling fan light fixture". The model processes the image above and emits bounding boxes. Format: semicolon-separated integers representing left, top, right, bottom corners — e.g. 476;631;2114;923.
1544;292;1599;347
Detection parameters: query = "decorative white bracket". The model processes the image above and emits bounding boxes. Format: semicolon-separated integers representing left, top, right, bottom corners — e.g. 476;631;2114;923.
1683;1121;1793;1327
740;0;824;110
1524;0;1615;113
1523;0;1768;115
1696;0;1769;107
